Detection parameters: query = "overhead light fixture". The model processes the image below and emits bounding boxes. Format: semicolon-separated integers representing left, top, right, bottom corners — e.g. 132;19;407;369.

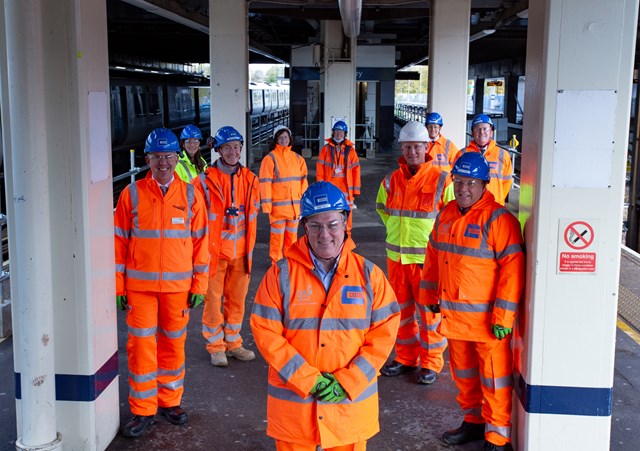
122;0;208;34
338;0;362;38
469;29;496;42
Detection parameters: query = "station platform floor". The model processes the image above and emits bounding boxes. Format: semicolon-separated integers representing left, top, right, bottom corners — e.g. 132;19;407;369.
0;150;639;450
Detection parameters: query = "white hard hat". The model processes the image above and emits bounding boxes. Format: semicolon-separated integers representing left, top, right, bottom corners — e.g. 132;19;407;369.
398;121;430;143
273;125;292;138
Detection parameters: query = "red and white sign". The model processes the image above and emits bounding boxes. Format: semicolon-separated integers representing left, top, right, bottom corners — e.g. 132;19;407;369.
557;219;599;274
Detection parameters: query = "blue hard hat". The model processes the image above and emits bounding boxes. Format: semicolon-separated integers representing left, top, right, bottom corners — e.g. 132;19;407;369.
300;182;350;219
471;114;494;130
332;121;348;134
180;124;202;140
452;152;490;182
426;112;444;126
212;126;244;148
144;128;180;153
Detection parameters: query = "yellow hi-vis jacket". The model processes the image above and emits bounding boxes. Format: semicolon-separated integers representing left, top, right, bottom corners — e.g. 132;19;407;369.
175;151;208;183
250;237;400;448
376;157;453;264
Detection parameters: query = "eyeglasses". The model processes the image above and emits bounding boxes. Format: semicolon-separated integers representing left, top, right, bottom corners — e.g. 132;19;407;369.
305;220;344;235
453;179;483;188
184;139;200;145
148;153;177;162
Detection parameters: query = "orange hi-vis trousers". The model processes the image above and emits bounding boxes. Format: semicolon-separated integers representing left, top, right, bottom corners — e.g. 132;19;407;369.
126;290;189;416
448;337;514;447
276;440;367;451
268;214;299;263
202;257;251;354
387;259;446;372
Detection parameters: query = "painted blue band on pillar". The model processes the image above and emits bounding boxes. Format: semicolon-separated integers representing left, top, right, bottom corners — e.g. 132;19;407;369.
15;351;118;402
516;373;612;416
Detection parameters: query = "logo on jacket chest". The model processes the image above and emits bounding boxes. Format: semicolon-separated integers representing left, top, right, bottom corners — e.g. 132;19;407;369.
464;224;481;239
341;286;365;305
294;285;316;305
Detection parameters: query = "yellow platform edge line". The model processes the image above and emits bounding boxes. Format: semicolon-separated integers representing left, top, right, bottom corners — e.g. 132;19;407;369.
618;318;640;345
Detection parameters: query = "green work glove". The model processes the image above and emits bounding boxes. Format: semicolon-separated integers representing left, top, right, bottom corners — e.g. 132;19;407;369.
116;295;128;311
316;373;347;403
310;373;333;395
492;324;513;340
188;293;205;309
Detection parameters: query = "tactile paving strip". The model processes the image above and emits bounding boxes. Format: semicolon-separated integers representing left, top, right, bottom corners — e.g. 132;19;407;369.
619;284;640;334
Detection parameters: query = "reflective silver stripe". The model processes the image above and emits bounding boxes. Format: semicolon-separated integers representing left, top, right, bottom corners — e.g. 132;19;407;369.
399;317;414;328
463;407;483;418
348;162;360;169
198;174;210;207
273;200;294;206
159;325;187;339
205;331;224;343
383;208;439;219
497;242;524;259
129;386;157;399
267;383;313;404
396;335;419;345
130;370;157;383
222;229;247;240
480;373;513;390
287;317;320;330
158;365;185;377
454;367;479;379
226;322;242;330
163;270;193;281
268;153;281;180
260;178;274;183
225;332;241;342
421;338;447;350
386;243;426;255
285;225;298;233
486;424;511;439
371;302;399;323
252;303;282;321
398;300;413;310
432;241;496;259
277;259;291;314
348;185;359;191
132;229;161;238
319;318;371;331
126;269;159;281
317;160;332;167
116;263;126;274
178;160;194;182
114;226;129;238
420;280;438;290
495;298;518;312
194;264;209;273
128;326;157;337
375;202;386;210
270;227;285;235
186;183;195;227
383;173;391;192
130;182;140;230
354;355;377;382
273;176;305;183
164;229;191;239
441;299;493;313
158;377;184;391
261;197;272;206
208;213;217;221
431;170;449;212
279;353;305;384
191;226;207;239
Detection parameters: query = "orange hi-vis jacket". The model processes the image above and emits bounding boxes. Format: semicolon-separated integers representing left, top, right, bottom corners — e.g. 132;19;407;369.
428;134;459;172
114;172;209;295
376;157;452;264
456;140;513;205
419;190;524;342
259;144;308;218
316;138;361;202
192;160;260;274
250;237;400;448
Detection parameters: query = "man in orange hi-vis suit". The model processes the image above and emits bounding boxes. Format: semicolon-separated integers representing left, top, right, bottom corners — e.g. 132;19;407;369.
115;128;209;438
193;126;260;368
454;114;513;205
316;120;361;232
259;125;308;263
419;152;524;451
251;182;399;451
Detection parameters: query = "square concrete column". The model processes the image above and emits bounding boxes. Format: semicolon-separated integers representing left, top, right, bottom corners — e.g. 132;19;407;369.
210;0;249;165
427;0;471;148
516;0;639;449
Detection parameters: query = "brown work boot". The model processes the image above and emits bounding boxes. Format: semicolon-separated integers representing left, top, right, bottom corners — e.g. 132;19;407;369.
226;346;256;361
211;351;228;367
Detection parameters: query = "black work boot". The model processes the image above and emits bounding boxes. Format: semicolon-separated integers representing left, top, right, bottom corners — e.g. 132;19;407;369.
442;420;485;445
380;360;417;377
157;405;188;425
417;368;437;385
483;440;514;451
122;415;155;437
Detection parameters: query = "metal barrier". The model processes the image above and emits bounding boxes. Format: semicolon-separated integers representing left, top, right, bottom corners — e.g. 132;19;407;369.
301;121;376;156
0;213;8;284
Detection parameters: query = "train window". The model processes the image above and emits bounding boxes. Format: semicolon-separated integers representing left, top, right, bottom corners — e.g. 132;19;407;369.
483;77;505;116
149;92;160;115
134;89;143;117
516;76;525;125
167;86;196;126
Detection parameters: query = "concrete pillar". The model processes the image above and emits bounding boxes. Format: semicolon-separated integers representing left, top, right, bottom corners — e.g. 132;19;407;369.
320;21;356;148
210;0;249;165
427;0;471;148
2;0;119;449
516;0;639;449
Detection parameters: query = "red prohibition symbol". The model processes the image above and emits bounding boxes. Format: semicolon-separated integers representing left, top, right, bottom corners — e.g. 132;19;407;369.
564;221;594;250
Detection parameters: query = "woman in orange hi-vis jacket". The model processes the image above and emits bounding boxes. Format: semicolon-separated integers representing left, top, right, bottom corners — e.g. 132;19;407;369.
192;126;260;368
259;125;308;263
114;128;209;438
251;182;400;451
316;120;361;232
419;153;524;451
454;114;513;206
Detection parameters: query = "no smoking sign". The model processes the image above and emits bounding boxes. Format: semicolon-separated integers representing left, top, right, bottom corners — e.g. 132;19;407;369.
557;219;599;274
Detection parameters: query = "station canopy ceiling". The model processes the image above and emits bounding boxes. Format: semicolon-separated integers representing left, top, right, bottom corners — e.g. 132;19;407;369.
107;0;529;71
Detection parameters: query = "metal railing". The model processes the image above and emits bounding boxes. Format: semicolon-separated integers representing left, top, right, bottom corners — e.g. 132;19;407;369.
301;121;377;156
0;213;8;283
